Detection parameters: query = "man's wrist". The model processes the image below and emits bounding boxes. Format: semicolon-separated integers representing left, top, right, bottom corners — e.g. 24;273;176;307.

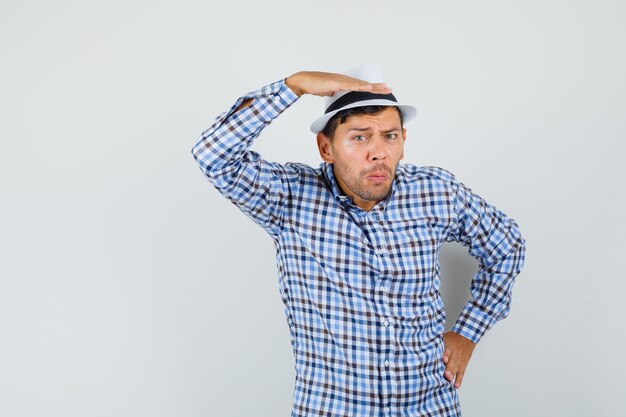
451;331;477;346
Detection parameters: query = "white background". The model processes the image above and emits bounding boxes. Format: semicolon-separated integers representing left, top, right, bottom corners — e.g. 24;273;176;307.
1;1;624;416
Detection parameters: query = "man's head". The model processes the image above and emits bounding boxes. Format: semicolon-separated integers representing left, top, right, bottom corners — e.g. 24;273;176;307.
316;105;407;211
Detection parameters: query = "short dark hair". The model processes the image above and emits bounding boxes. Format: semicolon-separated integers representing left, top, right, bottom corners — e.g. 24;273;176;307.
321;106;403;140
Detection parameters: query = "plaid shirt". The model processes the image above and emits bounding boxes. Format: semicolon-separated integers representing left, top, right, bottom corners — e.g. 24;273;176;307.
191;78;526;417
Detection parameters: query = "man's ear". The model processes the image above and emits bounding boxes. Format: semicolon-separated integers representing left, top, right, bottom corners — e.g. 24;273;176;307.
316;132;334;163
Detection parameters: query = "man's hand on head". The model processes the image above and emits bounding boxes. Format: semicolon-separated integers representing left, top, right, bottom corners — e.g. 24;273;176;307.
285;71;392;98
442;331;476;389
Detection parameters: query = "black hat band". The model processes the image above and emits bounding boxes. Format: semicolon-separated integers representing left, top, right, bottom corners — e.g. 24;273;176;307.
324;91;398;114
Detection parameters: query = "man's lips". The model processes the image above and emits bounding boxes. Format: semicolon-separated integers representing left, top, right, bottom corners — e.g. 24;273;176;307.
365;171;390;181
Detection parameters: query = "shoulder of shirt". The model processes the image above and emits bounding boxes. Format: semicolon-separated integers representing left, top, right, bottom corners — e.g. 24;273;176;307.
276;162;323;196
397;163;458;185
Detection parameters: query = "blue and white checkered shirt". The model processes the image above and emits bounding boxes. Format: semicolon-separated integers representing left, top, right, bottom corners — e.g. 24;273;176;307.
191;78;526;417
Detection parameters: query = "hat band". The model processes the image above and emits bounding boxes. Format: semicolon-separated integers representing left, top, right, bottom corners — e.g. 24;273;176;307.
325;91;398;114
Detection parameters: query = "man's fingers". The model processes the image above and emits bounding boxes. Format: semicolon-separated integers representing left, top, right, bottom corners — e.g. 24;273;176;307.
344;81;391;94
440;332;474;389
373;84;392;94
444;353;459;384
454;368;465;388
444;355;467;388
290;71;393;97
335;73;391;93
352;80;375;90
364;82;392;94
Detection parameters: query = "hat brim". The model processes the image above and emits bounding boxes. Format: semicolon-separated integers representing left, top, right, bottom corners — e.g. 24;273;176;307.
310;100;417;134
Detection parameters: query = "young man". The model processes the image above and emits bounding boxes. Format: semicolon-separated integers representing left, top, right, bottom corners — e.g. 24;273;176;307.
191;64;526;416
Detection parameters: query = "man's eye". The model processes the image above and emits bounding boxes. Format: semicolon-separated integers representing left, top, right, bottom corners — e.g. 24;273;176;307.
386;133;397;139
353;135;366;142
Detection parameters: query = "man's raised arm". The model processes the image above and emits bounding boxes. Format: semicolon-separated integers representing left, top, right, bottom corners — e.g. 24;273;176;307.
190;71;391;238
190;76;300;238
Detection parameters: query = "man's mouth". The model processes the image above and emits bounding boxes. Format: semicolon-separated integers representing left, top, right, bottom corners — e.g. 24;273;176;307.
366;171;390;182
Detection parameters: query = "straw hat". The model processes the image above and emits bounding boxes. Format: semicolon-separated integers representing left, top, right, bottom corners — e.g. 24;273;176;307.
309;63;417;134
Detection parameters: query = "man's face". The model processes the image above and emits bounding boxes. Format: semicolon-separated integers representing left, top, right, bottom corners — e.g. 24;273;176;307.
316;106;407;211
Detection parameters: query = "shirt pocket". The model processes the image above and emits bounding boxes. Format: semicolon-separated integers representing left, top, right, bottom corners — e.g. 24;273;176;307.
385;218;442;296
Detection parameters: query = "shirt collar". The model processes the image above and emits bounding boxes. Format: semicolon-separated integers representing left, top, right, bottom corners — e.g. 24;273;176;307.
320;162;398;213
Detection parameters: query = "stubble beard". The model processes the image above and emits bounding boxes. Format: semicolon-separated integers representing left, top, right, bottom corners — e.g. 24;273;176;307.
334;161;398;202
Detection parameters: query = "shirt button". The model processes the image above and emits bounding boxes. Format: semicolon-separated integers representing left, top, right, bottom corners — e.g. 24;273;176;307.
385;406;391;413
383;320;389;327
384;359;389;367
378;284;385;291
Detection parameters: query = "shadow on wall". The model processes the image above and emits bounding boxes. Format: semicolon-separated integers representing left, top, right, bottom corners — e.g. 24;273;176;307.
439;243;477;332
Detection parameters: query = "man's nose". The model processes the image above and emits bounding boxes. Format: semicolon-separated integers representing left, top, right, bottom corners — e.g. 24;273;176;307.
369;137;387;161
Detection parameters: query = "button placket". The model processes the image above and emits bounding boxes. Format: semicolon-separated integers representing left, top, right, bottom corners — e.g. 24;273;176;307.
365;212;397;415
368;215;388;258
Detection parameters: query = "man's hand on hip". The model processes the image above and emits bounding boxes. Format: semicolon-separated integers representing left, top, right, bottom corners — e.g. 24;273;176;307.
285;71;392;97
442;331;476;389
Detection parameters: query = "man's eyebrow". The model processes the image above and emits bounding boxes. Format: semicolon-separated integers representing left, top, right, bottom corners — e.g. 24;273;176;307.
346;127;401;133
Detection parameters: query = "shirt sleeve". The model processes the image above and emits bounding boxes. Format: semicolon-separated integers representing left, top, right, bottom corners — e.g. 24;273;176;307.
445;174;527;344
190;78;301;239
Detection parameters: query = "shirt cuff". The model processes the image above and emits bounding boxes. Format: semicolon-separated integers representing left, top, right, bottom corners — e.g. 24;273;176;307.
239;77;300;119
451;302;496;344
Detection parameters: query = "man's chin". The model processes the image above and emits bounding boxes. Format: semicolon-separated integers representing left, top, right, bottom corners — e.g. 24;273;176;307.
358;185;391;202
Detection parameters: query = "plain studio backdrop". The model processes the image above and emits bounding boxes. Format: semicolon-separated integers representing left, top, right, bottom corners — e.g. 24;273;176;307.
1;1;624;416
